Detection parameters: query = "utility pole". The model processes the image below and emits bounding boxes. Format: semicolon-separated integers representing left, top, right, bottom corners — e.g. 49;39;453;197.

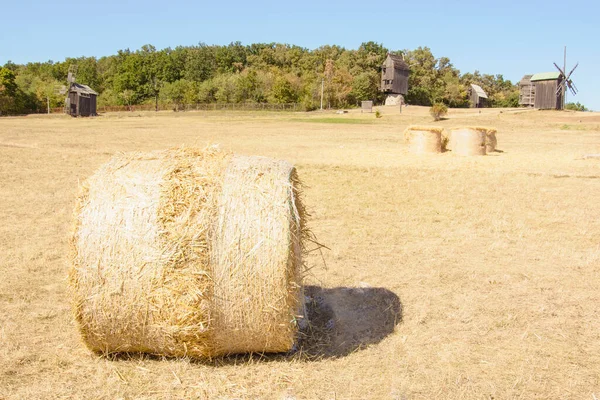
320;79;324;111
563;46;567;108
47;96;50;114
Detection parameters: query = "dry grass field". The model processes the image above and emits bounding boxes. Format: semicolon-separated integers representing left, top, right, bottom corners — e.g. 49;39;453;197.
1;105;600;399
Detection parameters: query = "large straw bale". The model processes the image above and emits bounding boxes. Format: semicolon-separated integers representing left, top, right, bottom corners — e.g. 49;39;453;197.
403;126;443;154
449;127;487;156
70;147;306;358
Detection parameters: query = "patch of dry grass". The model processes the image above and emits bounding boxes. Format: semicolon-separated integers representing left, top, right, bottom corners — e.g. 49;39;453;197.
1;106;600;399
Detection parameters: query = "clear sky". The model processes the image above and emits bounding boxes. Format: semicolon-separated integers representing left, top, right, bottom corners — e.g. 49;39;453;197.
1;0;598;109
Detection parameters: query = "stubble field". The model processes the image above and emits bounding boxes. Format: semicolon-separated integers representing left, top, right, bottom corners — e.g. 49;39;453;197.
1;105;599;399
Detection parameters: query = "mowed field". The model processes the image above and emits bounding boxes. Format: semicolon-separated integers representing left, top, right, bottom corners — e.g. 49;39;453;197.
1;105;600;399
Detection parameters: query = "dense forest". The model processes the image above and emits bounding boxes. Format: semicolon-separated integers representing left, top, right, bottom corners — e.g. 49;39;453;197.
0;41;521;114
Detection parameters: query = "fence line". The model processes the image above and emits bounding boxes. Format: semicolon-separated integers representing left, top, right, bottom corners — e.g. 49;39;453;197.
11;102;301;116
97;103;300;113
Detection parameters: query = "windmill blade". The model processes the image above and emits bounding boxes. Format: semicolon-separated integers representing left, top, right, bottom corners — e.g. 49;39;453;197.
67;64;78;83
553;62;566;77
555;78;567;96
565;62;579;80
567;80;578;95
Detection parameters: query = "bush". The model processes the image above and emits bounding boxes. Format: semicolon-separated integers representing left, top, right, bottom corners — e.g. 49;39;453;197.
430;103;448;121
375;109;382;118
565;102;588;112
300;94;318;112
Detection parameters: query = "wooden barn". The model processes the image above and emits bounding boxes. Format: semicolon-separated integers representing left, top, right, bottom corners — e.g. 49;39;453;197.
66;83;98;117
518;75;535;107
468;84;488;108
381;54;409;105
530;72;564;110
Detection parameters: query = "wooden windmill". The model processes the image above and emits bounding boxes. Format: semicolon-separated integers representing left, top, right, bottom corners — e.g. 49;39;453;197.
62;64;98;117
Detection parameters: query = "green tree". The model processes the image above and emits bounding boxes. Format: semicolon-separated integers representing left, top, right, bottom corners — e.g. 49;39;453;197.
215;41;247;73
404;47;440;105
98;88;120;107
354;41;388;73
185;43;217;82
197;79;218;103
441;71;468;107
120;89;135;110
159;80;192;110
350;70;380;104
270;76;297;104
0;67;18;114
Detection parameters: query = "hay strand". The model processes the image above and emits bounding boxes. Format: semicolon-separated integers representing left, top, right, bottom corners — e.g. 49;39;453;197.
484;128;498;153
70;147;306;358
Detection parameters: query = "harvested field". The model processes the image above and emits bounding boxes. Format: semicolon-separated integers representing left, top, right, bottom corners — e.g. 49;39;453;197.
1;106;600;399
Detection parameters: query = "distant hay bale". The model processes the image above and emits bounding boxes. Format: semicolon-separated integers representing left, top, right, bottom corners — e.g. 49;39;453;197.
403;126;443;154
449;127;487;156
70;147;306;358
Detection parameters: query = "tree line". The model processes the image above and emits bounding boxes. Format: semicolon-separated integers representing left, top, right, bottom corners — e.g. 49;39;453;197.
0;41;521;115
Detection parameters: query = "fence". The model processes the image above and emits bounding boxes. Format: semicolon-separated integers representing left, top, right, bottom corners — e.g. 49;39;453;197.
96;103;301;113
7;102;302;116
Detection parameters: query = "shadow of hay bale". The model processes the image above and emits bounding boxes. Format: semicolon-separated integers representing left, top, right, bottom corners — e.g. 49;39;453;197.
297;285;402;358
99;285;402;364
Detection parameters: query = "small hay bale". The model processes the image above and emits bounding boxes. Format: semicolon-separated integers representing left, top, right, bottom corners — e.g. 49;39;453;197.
70;147;306;358
449;127;487;156
403;126;443;154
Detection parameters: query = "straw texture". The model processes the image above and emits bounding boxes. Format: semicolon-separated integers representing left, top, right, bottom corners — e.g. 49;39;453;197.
404;126;443;154
70;148;305;358
485;128;498;153
449;127;487;156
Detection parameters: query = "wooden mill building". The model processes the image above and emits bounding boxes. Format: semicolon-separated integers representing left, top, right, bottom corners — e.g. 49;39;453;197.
530;72;564;110
381;54;409;105
518;75;535;107
66;83;98;117
468;84;488;108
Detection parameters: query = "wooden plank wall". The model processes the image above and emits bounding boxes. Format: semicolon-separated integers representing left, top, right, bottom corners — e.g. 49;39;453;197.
534;80;563;110
519;84;535;106
381;57;409;95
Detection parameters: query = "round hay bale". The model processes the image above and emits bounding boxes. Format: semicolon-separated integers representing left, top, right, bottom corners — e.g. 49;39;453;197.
449;127;487;156
403;126;443;154
70;147;306;358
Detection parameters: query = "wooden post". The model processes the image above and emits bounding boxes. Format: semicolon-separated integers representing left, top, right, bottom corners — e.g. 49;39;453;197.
320;79;324;111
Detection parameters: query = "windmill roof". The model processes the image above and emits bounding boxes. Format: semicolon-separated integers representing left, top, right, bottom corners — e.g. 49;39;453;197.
70;83;98;95
470;84;488;99
519;75;533;85
530;72;561;82
384;54;409;70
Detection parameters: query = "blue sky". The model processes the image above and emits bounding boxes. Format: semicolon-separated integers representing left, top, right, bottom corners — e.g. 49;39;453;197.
1;0;598;109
